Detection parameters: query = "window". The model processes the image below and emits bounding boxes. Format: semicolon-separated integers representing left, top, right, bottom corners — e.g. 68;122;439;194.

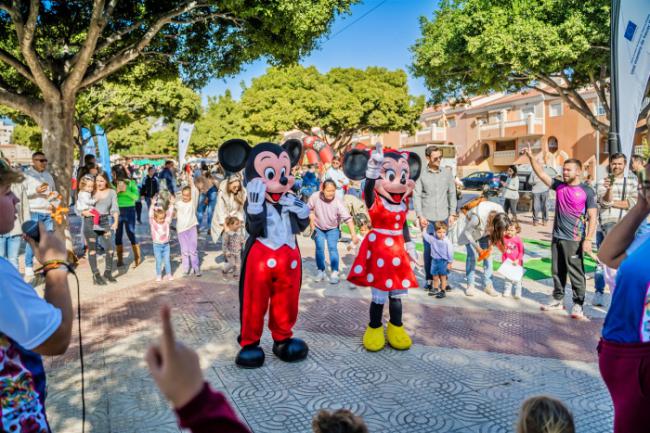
547;136;558;153
447;117;457;128
481;143;490;158
435;119;445;128
549;102;562;117
489;112;502;124
596;103;606;116
520;106;535;119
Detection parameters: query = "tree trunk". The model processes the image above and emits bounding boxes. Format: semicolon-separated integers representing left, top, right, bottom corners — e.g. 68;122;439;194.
41;98;76;206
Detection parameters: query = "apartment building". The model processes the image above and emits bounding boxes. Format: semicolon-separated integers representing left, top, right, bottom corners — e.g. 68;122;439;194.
0;121;14;145
352;89;647;180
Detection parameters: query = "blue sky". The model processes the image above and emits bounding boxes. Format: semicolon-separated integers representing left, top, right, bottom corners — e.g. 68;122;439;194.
200;0;439;104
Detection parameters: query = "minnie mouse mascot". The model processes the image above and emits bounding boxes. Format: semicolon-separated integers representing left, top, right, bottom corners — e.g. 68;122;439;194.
218;138;311;368
344;143;422;352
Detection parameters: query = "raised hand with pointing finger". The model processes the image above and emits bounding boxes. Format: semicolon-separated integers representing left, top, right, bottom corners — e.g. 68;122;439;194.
366;142;384;179
146;306;251;432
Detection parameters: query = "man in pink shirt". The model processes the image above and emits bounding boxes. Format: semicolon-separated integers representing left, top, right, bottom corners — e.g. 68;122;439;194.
308;180;359;283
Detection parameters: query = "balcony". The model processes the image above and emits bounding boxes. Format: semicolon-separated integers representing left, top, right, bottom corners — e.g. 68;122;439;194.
479;116;544;140
492;150;517;166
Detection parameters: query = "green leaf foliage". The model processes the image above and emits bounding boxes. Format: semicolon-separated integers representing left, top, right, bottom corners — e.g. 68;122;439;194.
410;0;610;103
239;65;425;151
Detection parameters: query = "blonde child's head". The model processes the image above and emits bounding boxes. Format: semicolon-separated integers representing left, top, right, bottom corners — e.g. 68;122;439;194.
79;175;95;193
312;409;368;433
517;396;575;433
225;216;241;232
434;221;448;240
153;207;167;224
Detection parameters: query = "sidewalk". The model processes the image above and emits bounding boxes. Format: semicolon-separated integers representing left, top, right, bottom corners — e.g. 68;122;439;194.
41;212;612;433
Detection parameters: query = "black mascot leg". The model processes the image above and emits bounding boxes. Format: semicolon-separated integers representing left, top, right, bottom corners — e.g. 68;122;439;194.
236;344;265;368
273;338;309;362
369;302;384;328
388;297;403;326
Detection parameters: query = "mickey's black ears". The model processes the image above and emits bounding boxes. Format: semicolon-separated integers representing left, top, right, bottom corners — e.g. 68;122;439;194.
282;139;303;167
343;149;370;181
408;152;422;181
218;139;251;173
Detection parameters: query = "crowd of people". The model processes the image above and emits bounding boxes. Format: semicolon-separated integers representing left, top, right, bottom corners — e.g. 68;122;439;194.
0;141;649;432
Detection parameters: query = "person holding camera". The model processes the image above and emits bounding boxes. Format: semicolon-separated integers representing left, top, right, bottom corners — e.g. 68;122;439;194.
0;159;73;432
594;153;638;306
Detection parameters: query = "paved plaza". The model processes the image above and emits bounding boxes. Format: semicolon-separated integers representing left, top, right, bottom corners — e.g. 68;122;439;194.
43;212;613;433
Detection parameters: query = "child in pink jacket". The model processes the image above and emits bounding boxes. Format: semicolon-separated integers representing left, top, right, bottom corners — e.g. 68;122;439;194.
498;220;525;299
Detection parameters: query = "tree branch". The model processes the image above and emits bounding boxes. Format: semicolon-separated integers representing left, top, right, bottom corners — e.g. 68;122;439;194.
13;0;59;99
0;48;35;83
0;87;42;120
79;1;208;90
63;0;108;96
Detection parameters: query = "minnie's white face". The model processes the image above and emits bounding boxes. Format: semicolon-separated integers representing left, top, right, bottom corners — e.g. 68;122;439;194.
375;155;415;204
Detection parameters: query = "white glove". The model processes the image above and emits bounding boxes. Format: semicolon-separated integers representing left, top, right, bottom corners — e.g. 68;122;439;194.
405;241;419;263
280;193;310;219
246;178;266;215
366;142;384;180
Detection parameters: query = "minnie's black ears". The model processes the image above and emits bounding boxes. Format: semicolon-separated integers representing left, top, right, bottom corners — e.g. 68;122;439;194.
218;139;251;173
408;152;422;181
343;149;370;181
282;139;303;167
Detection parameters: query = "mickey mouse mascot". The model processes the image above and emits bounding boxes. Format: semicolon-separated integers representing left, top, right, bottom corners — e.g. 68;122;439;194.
344;143;422;352
218;138;311;368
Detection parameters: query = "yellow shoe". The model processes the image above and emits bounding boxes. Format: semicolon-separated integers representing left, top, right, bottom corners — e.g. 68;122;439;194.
386;322;412;350
362;325;385;352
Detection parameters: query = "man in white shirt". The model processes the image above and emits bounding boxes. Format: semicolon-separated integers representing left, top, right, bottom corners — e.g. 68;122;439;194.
0;158;72;432
23;151;57;277
324;156;349;199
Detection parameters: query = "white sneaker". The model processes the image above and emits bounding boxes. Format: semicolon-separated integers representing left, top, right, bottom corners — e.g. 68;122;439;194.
465;285;478;297
155;276;163;282
24;267;34;278
592;292;605;307
513;286;522;300
329;271;339;284
570;304;585;320
502;289;512;298
315;270;326;282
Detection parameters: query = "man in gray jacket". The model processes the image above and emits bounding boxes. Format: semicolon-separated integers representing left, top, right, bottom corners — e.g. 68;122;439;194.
529;156;550;226
414;146;458;296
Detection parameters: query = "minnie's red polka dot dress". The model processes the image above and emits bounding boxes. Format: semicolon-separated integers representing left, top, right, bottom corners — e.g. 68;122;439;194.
347;195;417;292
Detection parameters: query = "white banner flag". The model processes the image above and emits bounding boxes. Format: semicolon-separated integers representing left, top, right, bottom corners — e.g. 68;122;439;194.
178;122;194;166
616;2;650;161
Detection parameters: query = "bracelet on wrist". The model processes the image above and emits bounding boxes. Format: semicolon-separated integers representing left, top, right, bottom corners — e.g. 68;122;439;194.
36;260;73;276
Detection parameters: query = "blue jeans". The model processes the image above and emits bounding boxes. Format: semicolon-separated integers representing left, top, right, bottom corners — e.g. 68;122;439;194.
25;212;54;268
153;243;171;276
423;219;448;281
115;206;137;245
0;234;21;269
465;236;494;288
197;187;217;230
594;229;606;294
314;227;340;272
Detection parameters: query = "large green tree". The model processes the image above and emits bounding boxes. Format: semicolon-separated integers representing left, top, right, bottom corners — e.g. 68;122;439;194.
240;65;425;152
191;89;266;156
0;0;357;200
411;0;611;134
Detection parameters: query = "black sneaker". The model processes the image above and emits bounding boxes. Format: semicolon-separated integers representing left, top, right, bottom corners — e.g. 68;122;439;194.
428;288;440;297
436;289;447;299
425;281;432;292
445;284;452;292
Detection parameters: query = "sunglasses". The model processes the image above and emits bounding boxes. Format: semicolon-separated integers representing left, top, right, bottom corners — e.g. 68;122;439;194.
35;158;48;163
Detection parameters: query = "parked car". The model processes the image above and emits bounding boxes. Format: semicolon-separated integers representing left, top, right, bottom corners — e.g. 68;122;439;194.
461;171;507;191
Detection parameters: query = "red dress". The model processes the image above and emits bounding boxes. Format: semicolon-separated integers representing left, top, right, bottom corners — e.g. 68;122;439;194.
347;195;417;291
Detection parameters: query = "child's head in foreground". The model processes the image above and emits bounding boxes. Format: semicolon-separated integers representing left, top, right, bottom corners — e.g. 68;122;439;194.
517;396;575;433
312;409;368;433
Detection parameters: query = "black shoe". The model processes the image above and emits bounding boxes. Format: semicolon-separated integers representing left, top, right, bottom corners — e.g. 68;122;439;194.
93;272;107;285
235;345;265;368
425;281;432;291
272;338;309;363
428;287;440;297
103;271;117;283
445;284;452;292
436;289;447;299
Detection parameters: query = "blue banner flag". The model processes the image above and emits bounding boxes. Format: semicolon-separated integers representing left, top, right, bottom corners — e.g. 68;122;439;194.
94;124;112;182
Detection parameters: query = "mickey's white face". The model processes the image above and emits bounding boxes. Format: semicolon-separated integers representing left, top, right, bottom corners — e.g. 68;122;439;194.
253;151;295;203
